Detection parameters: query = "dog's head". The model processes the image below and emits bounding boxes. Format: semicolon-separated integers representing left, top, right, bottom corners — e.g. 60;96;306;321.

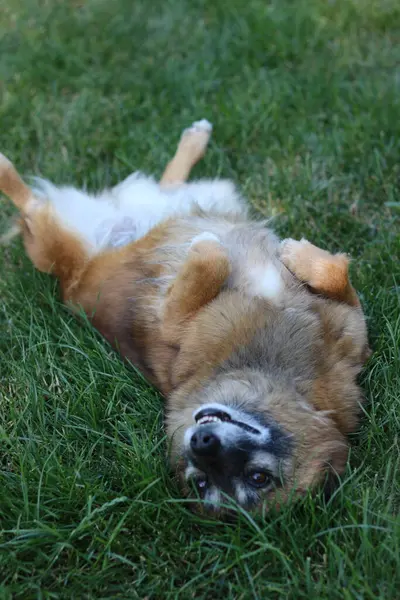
167;371;348;515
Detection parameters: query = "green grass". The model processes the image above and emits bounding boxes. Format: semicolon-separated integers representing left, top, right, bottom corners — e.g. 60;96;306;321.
0;0;399;597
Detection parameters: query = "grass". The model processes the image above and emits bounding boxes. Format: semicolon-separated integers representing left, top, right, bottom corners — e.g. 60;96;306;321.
0;0;399;597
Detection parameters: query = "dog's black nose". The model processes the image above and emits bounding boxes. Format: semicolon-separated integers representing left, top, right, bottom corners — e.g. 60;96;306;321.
190;429;221;456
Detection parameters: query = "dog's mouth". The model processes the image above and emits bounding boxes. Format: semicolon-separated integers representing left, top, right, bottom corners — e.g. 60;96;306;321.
195;408;231;425
195;408;260;435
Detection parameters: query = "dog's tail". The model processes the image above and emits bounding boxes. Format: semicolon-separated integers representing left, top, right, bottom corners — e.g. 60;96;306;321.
0;153;35;244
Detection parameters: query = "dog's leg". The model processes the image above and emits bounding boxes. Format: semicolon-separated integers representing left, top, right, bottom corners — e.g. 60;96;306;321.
0;153;35;211
0;153;89;291
162;235;230;345
160;119;212;187
280;238;360;307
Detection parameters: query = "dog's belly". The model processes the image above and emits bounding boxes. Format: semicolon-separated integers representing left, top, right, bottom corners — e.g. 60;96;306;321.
77;215;295;393
34;174;246;254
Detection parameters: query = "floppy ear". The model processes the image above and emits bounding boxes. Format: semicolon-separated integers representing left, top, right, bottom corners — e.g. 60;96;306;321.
361;343;373;364
296;438;349;492
161;237;231;346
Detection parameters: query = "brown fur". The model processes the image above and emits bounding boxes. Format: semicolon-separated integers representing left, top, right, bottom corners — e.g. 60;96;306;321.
162;240;231;346
280;238;360;307
0;139;369;515
159;121;211;186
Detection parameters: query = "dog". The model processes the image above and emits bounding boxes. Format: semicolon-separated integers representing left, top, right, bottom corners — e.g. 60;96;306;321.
0;119;370;515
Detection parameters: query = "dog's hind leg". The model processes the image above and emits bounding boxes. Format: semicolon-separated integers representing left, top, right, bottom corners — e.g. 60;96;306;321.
0;153;89;292
0;153;34;212
280;238;360;307
160;119;212;187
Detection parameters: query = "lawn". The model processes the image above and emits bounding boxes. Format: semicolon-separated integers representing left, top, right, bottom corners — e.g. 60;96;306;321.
0;0;399;597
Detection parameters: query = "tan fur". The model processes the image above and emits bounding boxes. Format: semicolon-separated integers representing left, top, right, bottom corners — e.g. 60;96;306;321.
160;121;211;186
0;133;369;515
0;154;33;211
165;291;364;496
162;240;231;346
281;238;360;306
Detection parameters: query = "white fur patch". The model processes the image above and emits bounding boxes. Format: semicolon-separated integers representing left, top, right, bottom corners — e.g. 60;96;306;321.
190;231;221;247
31;173;244;254
26;195;44;213
205;487;221;508
250;263;283;301
183;426;194;450
183;119;213;134
185;464;201;480
235;483;248;505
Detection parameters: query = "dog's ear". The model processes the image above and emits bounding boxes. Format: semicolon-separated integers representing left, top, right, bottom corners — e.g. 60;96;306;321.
296;438;348;493
362;343;373;364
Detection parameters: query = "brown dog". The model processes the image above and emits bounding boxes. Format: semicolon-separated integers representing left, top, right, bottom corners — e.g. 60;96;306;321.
0;120;369;515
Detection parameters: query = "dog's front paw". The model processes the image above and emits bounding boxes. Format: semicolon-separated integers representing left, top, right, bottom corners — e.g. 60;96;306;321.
190;231;223;256
190;231;220;247
280;238;350;294
280;238;310;271
279;238;319;285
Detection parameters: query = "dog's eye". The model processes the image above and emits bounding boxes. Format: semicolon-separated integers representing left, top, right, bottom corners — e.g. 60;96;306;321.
245;471;270;488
